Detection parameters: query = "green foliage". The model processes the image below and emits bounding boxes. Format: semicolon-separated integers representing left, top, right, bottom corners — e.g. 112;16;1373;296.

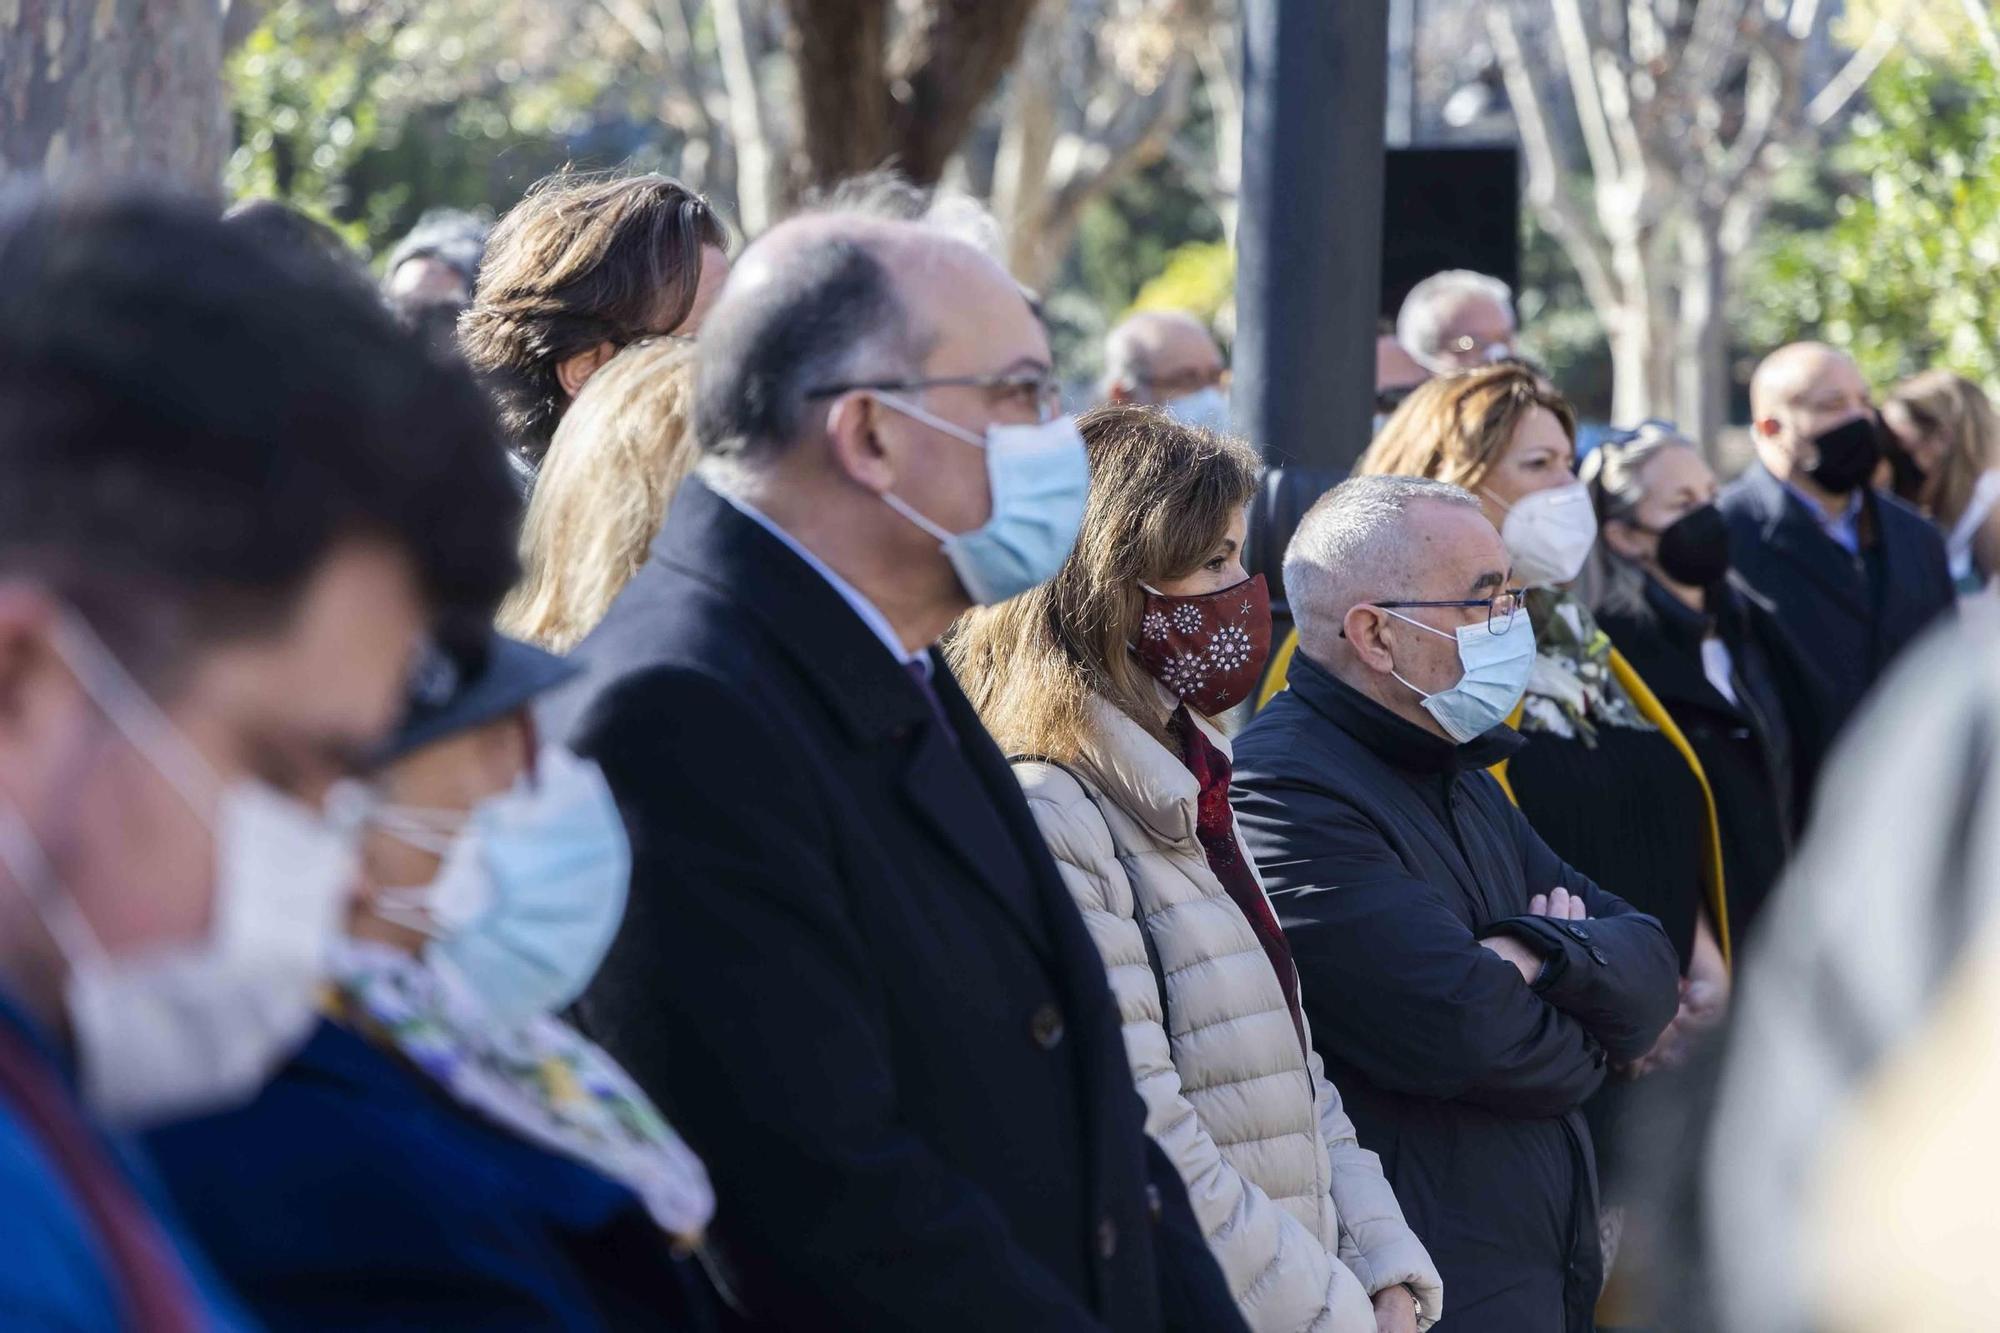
1738;51;2000;391
1129;240;1233;324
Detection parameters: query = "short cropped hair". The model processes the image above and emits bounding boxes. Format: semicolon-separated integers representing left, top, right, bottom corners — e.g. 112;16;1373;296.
459;171;728;460
0;186;519;685
1284;474;1481;631
384;208;491;293
1396;269;1515;372
694;233;928;463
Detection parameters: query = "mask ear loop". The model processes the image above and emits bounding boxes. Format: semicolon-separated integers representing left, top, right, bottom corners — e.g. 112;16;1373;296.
1376;606;1459;703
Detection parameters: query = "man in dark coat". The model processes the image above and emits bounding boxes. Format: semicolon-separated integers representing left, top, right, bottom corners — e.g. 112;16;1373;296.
1718;341;1954;735
543;213;1244;1332
1231;476;1680;1333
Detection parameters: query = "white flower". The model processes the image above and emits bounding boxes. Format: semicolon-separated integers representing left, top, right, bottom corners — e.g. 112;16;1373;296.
1207;623;1254;671
1157;652;1208;697
1141;610;1171;641
1170;603;1206;635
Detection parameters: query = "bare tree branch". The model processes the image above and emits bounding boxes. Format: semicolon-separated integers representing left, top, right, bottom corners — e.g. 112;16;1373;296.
1487;5;1622;320
714;0;778;233
1808;6;1908;126
1550;0;1629;184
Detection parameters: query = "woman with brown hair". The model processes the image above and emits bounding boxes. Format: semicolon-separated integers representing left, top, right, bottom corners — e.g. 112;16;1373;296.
1351;365;1727;1309
951;405;1442;1333
1880;369;2000;594
499;338;699;652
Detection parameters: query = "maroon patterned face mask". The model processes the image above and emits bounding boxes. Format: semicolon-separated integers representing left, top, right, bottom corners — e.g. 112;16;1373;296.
1132;573;1273;717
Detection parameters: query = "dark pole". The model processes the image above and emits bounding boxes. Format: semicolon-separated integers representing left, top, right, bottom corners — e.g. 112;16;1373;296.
1235;0;1389;614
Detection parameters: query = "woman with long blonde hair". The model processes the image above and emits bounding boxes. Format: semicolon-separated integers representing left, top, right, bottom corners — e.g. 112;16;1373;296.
1880;369;2000;593
951;405;1442;1333
499;338;698;650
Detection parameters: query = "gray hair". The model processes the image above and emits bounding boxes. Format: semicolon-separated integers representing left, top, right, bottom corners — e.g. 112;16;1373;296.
1579;423;1697;525
801;170;1008;265
1100;309;1214;398
1395;269;1515;373
1284;475;1482;642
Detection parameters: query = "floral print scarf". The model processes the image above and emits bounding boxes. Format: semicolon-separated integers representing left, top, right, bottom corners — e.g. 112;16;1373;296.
1517;587;1651;745
329;939;714;1244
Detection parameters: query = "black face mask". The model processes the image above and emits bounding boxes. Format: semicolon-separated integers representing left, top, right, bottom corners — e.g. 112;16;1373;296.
1652;503;1732;589
1803;414;1882;494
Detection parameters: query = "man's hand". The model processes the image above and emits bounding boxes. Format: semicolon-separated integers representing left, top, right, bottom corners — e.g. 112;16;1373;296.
1479;932;1542;984
1528;886;1588;921
1372;1283;1420;1333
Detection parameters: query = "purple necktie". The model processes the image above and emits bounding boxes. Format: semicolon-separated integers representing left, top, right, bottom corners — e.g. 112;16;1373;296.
906;660;959;747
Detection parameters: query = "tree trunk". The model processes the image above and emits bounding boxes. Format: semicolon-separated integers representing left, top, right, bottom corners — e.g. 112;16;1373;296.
1;0;227;198
782;0;892;188
1674;211;1731;454
885;0;1041;186
991;16;1061;281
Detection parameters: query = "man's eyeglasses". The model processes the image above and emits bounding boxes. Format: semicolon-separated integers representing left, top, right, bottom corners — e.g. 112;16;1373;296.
806;371;1063;423
1141;366;1230;400
1372;588;1527;635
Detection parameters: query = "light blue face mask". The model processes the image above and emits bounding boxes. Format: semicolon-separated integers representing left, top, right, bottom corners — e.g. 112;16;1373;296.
870;392;1091;606
1164;385;1231;433
1382;606;1536;744
373;746;631;1027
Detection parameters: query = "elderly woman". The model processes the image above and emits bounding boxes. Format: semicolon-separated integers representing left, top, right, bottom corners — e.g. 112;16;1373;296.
1584;423;1831;945
951;405;1442;1333
146;623;715;1329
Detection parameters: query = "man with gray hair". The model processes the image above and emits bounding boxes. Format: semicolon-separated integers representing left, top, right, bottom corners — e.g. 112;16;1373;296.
1101;308;1230;431
1232;476;1678;1333
1395;269;1518;374
546;211;1244;1332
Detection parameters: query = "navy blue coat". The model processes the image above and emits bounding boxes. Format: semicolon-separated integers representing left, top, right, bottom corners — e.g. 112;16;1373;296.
542;477;1245;1333
146;1019;711;1331
1232;657;1680;1333
1717;462;1953;733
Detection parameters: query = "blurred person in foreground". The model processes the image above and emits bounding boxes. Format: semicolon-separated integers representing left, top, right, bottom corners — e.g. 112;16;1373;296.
148;627;715;1329
500;338;699;651
459;171;730;484
1101;309;1231;431
543;212;1245;1331
1395;270;1516;375
1584;424;1832;947
0;188;519;1329
1231;475;1679;1333
1702;603;2000;1332
1879;369;2000;596
952;406;1443;1333
1718;342;1953;734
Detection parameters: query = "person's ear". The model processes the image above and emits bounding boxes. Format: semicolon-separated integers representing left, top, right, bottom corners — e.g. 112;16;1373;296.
822;393;899;495
0;583;81;803
1753;414;1783;440
1342;604;1399;674
1601;517;1649;563
555;342;618;399
1108;382;1136;405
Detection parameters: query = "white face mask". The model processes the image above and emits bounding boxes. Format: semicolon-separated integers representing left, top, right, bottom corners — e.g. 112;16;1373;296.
0;615;363;1127
1487;481;1599;588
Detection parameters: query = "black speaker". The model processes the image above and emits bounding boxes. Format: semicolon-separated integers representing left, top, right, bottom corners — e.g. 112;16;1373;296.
1380;145;1520;319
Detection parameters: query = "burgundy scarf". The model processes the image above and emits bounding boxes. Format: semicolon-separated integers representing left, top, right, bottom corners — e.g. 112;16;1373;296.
1168;707;1308;1057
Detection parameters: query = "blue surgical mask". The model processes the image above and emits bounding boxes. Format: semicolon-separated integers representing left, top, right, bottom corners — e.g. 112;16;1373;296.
1383;607;1536;743
870;392;1091;605
373;745;631;1027
1164;385;1230;433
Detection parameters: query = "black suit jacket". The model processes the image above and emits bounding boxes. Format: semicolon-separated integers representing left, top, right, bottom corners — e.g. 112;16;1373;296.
1717;462;1953;732
543;478;1244;1333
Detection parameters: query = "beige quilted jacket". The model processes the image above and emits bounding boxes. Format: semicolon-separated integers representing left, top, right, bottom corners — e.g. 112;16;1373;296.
1013;694;1442;1333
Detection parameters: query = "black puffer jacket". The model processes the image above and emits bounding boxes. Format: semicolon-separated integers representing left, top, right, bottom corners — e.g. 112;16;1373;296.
1231;654;1680;1333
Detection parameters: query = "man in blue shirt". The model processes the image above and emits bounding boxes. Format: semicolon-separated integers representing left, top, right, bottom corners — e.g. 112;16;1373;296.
0;188;518;1328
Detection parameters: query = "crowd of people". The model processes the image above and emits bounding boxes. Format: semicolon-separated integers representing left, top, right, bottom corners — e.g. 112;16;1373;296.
0;160;1994;1333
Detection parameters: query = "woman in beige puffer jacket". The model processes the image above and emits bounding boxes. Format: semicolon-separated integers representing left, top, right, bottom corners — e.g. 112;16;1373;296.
951;405;1442;1333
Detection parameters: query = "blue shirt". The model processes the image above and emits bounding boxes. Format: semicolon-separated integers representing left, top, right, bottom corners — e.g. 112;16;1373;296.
0;987;256;1331
1780;479;1864;556
721;489;934;677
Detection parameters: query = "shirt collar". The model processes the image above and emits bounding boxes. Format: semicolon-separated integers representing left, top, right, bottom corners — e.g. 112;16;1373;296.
1779;478;1863;550
718;492;931;678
